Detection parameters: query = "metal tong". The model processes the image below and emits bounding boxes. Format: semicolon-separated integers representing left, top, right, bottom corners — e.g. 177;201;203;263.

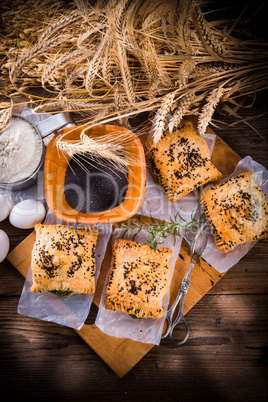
162;221;210;346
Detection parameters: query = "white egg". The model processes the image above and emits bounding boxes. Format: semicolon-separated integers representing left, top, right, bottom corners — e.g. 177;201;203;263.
0;195;13;222
9;199;46;229
0;229;10;263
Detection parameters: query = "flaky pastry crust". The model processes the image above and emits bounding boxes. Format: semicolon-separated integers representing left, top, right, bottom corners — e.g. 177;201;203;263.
30;224;98;294
200;172;268;253
104;239;173;319
145;121;222;201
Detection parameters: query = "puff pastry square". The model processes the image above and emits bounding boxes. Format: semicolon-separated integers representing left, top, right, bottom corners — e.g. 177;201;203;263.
200;172;268;253
144;121;222;201
30;224;98;295
104;239;173;319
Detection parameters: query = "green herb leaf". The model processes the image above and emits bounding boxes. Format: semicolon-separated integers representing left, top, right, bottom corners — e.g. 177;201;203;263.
122;210;205;250
129;314;142;319
49;290;74;297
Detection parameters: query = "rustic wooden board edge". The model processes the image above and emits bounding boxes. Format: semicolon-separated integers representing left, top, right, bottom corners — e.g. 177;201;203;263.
75;325;154;378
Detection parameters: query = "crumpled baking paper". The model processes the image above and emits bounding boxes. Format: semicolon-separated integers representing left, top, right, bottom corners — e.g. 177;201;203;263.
137;116;216;223
95;227;181;345
199;155;268;272
18;210;112;329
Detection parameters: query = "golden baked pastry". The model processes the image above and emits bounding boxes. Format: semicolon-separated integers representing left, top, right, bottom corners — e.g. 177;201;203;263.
200;172;268;253
144;120;222;201
104;239;173;319
30;224;98;295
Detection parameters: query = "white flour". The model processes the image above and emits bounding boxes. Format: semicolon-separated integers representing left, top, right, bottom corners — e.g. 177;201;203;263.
0;117;42;183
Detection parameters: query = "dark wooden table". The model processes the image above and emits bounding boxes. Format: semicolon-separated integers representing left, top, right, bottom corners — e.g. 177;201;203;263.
0;88;268;401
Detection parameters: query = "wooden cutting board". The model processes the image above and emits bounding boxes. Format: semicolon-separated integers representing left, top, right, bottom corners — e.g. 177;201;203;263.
7;128;241;378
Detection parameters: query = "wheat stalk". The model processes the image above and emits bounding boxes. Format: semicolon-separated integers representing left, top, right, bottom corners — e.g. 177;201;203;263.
113;82;130;127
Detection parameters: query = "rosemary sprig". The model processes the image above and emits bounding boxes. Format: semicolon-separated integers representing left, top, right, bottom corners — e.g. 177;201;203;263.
122;209;205;251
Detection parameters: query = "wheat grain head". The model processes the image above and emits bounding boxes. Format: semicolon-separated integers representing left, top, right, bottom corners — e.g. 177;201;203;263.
198;86;226;135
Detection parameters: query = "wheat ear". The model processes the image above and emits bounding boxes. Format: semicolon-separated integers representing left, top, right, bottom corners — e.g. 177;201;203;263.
85;35;107;97
74;0;91;23
198;87;226;135
117;42;136;105
168;93;194;133
0;102;13;135
33;100;102;114
9;11;81;86
175;0;194;54
41;51;81;90
195;62;240;74
102;43;114;85
178;59;196;88
194;6;226;56
153;92;176;145
114;0;132;40
56;128;136;173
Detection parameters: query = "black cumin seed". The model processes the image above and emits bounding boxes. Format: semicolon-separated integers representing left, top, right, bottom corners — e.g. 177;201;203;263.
64;154;128;213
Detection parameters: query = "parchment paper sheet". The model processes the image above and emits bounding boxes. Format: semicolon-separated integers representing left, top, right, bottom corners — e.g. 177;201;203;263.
199;156;268;272
95;228;181;345
137;129;216;223
18;213;112;330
